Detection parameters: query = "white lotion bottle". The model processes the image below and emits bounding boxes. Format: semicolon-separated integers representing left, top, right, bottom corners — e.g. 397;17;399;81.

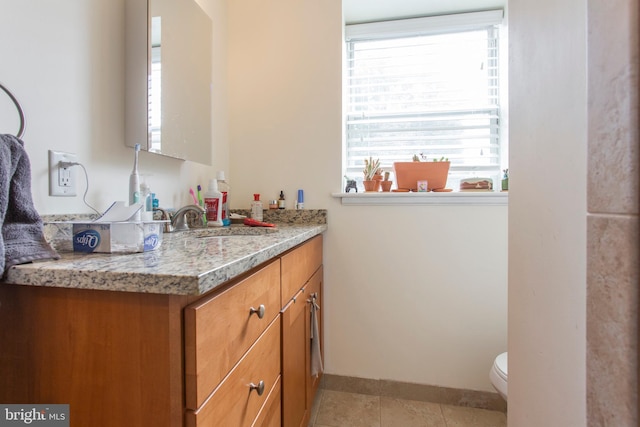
203;179;224;227
251;194;263;222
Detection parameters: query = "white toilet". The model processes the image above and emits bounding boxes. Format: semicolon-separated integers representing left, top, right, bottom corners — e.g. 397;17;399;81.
490;352;508;400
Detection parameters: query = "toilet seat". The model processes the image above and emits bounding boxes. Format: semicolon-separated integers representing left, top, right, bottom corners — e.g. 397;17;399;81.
490;352;508;400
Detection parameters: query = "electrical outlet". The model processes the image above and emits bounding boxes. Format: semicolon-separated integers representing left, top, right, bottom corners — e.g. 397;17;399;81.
48;150;77;197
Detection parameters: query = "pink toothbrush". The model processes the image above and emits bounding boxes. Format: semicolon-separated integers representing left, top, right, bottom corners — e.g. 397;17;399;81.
189;188;199;204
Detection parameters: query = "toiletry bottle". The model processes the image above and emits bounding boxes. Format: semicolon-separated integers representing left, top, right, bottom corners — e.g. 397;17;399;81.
204;179;224;227
278;190;286;209
251;194;263;222
296;189;304;210
140;181;153;221
216;171;231;226
269;200;278;210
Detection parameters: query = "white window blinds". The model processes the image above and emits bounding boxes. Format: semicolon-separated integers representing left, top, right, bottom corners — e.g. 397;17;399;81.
345;10;505;187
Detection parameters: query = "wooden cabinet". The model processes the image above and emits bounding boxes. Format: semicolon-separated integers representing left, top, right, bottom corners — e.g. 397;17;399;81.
305;269;323;405
0;286;189;427
185;318;281;427
281;235;324;427
184;260;281;410
281;235;323;305
0;234;323;427
184;259;281;426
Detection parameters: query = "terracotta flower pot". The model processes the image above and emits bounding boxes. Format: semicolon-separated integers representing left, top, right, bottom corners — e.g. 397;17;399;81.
362;180;377;192
380;181;393;192
393;161;450;191
373;174;383;191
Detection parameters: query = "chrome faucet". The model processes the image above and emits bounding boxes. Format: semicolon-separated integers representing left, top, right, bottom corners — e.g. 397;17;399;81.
170;204;206;232
153;205;206;232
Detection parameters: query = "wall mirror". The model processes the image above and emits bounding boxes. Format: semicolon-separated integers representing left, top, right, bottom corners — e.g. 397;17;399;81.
125;0;212;164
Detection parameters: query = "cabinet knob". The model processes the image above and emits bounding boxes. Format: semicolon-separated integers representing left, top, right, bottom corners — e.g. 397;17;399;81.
249;304;266;319
249;380;265;396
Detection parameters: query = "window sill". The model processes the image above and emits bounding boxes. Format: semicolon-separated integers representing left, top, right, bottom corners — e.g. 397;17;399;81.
331;191;508;206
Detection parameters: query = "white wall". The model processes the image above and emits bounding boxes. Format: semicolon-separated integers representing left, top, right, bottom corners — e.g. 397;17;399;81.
508;0;587;425
1;0;509;393
227;0;508;392
323;204;507;390
0;0;228;215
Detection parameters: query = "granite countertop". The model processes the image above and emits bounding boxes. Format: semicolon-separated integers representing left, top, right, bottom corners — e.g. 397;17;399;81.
2;210;327;296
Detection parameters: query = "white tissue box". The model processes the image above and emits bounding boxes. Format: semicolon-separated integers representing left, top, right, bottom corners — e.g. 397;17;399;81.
47;201;165;254
72;221;164;253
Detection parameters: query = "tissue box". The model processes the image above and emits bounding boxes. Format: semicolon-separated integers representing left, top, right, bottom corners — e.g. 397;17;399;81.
72;221;164;253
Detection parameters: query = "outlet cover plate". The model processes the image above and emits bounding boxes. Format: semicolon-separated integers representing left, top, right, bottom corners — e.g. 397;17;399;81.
48;150;77;196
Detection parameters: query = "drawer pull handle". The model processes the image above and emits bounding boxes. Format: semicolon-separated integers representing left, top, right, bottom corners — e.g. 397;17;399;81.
249;380;265;396
249;304;266;319
307;292;319;304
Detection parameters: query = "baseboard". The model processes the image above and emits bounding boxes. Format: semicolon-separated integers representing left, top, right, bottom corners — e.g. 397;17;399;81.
320;374;507;413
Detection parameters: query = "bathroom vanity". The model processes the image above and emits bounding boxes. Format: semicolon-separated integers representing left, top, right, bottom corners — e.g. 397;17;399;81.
0;222;325;427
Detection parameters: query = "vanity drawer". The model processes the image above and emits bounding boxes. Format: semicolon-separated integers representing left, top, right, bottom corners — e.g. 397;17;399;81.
251;376;281;427
184;260;281;410
281;235;322;303
185;317;281;427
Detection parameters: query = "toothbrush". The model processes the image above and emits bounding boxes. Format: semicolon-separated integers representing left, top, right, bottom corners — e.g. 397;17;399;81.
189;188;199;205
196;185;204;208
197;185;207;226
129;143;140;205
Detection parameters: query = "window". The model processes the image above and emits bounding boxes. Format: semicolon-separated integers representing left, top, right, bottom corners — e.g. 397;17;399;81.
344;10;506;190
149;16;162;153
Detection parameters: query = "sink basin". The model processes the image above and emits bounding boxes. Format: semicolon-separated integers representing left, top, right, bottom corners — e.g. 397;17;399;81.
187;225;279;238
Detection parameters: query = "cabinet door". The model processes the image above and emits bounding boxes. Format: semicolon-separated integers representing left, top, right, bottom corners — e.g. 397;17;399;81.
281;266;323;427
305;267;323;407
281;288;309;427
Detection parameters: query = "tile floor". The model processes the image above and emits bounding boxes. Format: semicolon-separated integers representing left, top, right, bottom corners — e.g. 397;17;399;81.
308;389;507;427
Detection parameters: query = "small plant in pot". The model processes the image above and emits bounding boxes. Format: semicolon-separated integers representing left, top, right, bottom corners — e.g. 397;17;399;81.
380;170;393;192
363;157;381;192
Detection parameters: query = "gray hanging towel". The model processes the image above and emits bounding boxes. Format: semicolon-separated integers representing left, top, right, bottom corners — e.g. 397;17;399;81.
310;293;323;377
0;134;59;275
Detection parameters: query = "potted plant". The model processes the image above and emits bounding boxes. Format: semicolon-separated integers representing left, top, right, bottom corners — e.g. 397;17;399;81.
393;154;450;191
363;157;381;192
501;168;509;191
380;170;393;192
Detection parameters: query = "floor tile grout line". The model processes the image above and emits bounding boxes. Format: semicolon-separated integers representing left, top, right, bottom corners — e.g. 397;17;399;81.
440;403;450;427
